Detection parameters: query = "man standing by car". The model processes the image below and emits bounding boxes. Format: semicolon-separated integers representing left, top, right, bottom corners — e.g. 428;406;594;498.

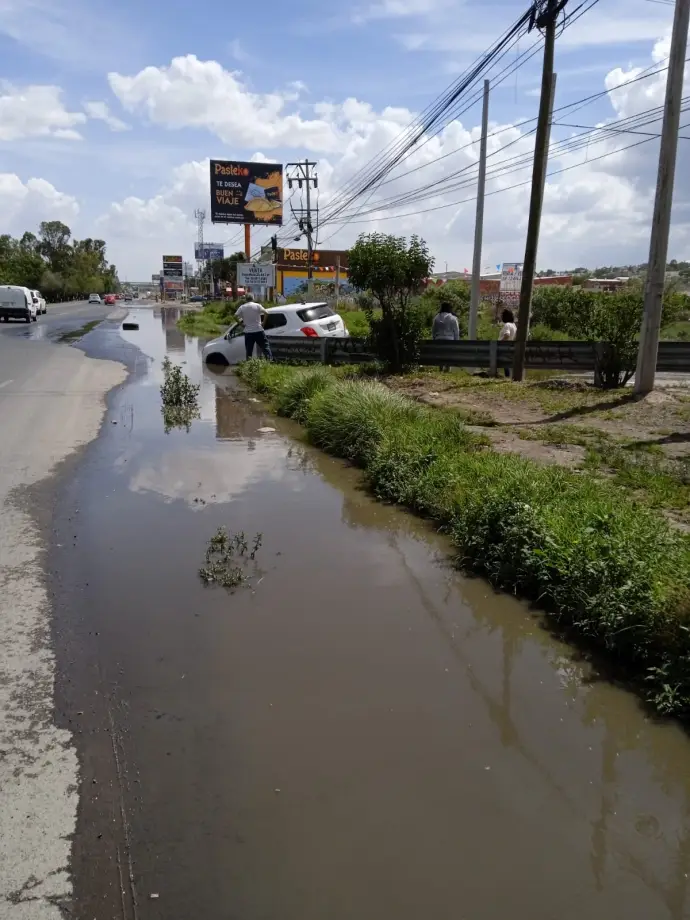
235;293;273;361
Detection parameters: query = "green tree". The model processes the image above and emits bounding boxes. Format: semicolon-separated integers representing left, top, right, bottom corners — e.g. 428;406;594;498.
348;233;433;372
215;252;246;298
39;220;72;274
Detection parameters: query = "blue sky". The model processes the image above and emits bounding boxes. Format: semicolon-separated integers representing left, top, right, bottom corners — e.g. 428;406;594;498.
0;0;685;278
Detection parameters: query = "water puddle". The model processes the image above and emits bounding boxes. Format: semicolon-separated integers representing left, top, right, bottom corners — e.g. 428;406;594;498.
54;306;690;920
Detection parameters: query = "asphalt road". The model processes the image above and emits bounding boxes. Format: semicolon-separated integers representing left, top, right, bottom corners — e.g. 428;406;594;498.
0;314;126;919
0;298;120;344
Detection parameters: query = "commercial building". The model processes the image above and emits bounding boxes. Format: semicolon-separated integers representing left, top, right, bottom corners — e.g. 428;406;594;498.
275;248;350;297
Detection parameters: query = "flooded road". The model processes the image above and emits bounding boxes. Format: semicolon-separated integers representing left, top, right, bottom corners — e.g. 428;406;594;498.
54;307;690;920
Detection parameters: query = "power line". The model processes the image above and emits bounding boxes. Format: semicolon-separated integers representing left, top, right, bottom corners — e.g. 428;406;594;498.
327;97;687;222
318;118;690;230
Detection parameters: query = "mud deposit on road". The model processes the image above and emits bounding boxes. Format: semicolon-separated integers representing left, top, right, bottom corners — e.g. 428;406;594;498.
53;308;690;920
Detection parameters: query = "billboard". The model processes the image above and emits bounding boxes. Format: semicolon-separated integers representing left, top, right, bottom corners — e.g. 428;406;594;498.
277;248;349;270
237;262;276;288
194;243;224;261
162;254;184;278
162;255;183;264
163;279;184;292
501;262;523;293
210;160;283;226
151;273;160;282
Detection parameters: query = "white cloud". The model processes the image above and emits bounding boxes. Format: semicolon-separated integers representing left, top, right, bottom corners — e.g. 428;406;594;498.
108;55;344;152
84;100;130;132
100;35;690;279
0;84;86;141
228;39;250;64
0;173;79;233
353;0;452;24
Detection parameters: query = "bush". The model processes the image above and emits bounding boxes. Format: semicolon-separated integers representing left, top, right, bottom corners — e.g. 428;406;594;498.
237;361;690;716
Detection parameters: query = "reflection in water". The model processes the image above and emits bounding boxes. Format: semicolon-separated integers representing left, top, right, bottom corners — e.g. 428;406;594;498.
113;304;690;919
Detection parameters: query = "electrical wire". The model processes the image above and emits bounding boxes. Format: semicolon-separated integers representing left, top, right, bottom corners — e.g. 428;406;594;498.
325;96;683;222
318;0;604;233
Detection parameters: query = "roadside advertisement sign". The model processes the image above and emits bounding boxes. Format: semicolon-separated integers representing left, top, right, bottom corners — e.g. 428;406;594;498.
277;248;349;270
195;243;224;261
162;254;184;278
210;160;283;226
500;262;523;293
151;273;161;282
237;262;276;288
163;279;184;292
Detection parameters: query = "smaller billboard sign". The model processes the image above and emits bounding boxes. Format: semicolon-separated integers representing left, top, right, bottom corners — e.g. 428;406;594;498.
152;273;161;282
162;255;183;264
501;262;523;293
163;279;184;292
237;262;276;288
195;243;224;261
162;267;183;278
210;160;283;226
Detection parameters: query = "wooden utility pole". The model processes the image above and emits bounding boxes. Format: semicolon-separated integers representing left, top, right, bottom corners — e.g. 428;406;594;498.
635;0;690;394
513;0;566;381
469;80;490;340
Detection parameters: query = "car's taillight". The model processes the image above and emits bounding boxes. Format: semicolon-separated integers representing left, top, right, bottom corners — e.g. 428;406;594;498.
300;326;319;337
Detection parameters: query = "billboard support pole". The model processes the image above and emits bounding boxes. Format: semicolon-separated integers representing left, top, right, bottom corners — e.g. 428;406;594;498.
244;224;251;261
335;256;340;310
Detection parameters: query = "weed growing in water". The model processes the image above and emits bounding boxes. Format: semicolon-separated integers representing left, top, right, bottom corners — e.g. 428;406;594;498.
160;356;201;433
198;527;263;590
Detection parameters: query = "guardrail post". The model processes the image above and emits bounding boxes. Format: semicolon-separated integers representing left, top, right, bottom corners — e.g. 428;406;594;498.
489;340;498;377
320;338;328;364
593;342;604;388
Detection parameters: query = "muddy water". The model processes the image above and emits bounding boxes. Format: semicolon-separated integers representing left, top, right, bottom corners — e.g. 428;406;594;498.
54;307;690;920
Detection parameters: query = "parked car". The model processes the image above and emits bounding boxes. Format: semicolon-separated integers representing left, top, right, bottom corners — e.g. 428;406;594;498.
31;289;46;315
124;293;133;303
202;303;348;365
88;293;102;304
0;285;38;323
104;294;116;305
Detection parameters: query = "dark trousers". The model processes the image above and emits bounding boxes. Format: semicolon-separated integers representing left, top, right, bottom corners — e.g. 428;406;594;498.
244;330;272;360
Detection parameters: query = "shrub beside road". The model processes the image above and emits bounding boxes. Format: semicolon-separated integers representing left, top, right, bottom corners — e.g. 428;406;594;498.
238;359;690;718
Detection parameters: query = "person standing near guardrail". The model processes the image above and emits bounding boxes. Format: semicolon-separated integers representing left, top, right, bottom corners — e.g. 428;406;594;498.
432;301;460;372
235;293;273;361
499;308;518;377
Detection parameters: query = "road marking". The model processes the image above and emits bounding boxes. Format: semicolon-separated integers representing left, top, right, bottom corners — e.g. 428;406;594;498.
0;379;13;389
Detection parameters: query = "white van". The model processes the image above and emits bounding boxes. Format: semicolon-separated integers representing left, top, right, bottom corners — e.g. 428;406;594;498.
0;286;38;323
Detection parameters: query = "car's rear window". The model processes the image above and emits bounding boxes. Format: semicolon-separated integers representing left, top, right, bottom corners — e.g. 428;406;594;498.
296;305;334;322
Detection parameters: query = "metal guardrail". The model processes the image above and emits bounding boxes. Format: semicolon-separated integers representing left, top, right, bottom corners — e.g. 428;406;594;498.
267;337;690;375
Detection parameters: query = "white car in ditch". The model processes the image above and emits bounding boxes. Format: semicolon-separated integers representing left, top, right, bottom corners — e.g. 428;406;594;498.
202;302;349;365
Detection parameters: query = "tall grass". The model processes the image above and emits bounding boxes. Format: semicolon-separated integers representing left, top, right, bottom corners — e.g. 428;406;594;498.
237;360;690;717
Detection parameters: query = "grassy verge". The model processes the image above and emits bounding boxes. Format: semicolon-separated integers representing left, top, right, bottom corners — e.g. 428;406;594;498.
237;359;690;718
177;301;234;337
58;320;101;342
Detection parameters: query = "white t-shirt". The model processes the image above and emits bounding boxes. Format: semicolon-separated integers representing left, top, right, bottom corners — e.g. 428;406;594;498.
500;322;517;341
235;301;267;334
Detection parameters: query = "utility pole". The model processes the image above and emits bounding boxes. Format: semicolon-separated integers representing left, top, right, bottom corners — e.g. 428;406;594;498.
287;160;318;296
635;0;690;395
469;80;490;340
513;0;567;381
194;208;205;296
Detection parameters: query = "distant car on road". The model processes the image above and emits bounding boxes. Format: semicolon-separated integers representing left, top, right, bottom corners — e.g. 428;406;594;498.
189;295;204;303
31;289;46;315
104;294;116;305
202;303;349;365
0;285;38;323
124;293;133;303
88;293;102;305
